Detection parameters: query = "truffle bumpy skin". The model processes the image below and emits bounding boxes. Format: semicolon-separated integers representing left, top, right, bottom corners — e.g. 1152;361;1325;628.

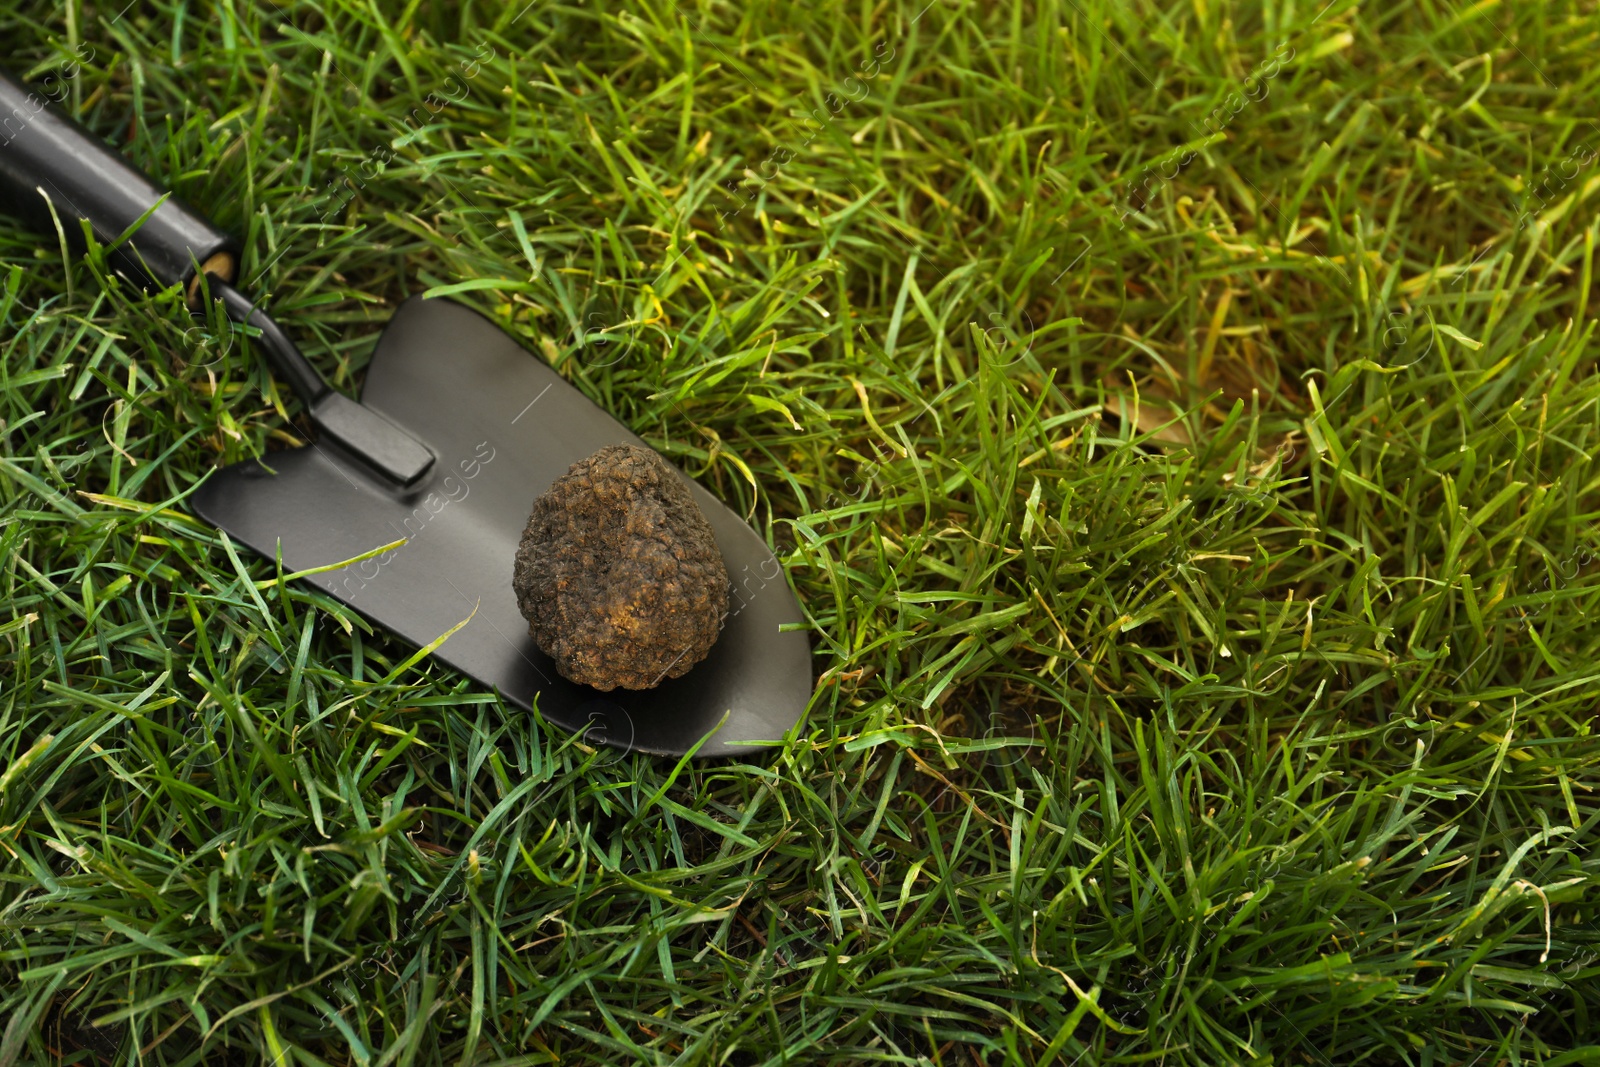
513;444;730;691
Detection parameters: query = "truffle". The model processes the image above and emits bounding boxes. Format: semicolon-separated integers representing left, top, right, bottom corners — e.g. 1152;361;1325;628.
513;444;729;691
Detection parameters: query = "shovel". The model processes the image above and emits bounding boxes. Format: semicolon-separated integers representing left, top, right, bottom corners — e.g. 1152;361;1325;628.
0;67;814;758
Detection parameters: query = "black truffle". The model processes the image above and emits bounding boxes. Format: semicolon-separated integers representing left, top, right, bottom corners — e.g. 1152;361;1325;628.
513;444;729;691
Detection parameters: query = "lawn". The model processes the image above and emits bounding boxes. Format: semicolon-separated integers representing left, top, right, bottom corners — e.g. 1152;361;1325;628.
3;0;1600;1063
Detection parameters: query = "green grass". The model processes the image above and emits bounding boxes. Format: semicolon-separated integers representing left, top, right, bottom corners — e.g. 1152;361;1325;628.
4;0;1600;1062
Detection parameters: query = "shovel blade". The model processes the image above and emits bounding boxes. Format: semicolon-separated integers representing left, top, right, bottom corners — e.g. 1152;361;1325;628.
190;296;814;758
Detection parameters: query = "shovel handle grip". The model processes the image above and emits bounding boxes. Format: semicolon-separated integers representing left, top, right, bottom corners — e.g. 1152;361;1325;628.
0;65;435;487
0;66;238;304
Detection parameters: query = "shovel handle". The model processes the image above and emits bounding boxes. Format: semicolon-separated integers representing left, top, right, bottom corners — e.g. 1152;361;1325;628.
0;66;238;304
0;64;435;487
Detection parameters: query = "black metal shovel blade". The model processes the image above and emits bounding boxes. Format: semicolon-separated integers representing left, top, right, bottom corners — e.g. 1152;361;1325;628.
189;296;815;758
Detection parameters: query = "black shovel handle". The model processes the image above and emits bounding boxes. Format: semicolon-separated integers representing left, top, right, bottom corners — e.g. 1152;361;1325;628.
0;66;238;303
0;64;434;486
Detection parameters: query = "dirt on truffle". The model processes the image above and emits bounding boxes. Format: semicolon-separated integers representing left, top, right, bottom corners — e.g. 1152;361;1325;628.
513;444;729;691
